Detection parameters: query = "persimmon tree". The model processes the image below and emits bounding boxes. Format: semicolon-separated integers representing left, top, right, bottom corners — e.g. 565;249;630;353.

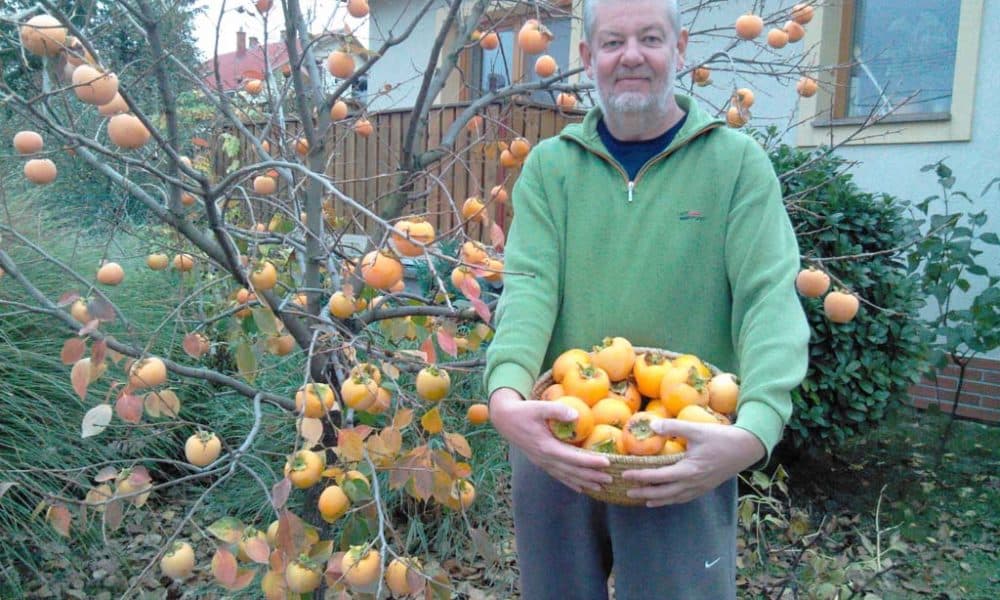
0;0;915;596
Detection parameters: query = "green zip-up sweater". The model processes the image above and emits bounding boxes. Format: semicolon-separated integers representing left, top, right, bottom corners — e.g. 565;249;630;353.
484;94;810;462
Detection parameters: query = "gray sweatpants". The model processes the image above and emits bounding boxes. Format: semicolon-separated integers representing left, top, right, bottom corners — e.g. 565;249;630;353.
510;447;737;600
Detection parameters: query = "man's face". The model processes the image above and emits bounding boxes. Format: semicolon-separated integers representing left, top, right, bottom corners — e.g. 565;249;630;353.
580;0;688;118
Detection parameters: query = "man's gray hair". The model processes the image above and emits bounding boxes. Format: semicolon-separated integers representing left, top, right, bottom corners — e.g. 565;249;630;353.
582;0;681;43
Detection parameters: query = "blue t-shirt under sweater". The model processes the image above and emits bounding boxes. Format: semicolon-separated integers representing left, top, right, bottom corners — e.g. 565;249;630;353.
597;114;688;181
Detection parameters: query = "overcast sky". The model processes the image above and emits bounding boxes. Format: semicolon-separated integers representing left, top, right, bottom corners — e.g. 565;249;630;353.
192;1;366;60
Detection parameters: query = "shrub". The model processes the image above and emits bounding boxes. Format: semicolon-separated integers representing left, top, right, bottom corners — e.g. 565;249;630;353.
766;136;931;449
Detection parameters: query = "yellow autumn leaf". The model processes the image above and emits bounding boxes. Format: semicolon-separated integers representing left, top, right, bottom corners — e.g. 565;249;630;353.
421;407;443;434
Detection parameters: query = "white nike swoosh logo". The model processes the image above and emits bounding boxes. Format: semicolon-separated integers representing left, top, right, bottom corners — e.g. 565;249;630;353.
704;557;722;569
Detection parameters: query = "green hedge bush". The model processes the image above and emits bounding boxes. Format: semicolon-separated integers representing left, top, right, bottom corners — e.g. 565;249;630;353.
766;136;932;449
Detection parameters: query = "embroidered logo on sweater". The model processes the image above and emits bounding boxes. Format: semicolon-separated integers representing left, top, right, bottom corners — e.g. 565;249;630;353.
678;210;705;222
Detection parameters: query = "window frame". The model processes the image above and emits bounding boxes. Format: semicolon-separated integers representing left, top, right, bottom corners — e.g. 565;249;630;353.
458;8;578;104
796;0;984;147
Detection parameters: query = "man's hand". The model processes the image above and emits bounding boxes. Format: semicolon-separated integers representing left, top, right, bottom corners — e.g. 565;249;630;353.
489;388;611;493
621;419;766;507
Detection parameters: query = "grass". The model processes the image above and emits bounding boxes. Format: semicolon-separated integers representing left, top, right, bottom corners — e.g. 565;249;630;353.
744;405;1000;599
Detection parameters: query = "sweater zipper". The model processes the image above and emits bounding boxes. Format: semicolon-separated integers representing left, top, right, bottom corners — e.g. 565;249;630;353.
563;123;721;204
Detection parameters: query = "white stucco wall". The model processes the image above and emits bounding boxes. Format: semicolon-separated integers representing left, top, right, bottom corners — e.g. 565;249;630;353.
366;0;452;112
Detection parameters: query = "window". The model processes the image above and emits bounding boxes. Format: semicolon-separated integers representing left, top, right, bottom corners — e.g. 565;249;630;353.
465;14;575;105
480;30;515;92
796;0;984;146
523;18;573;104
837;0;959;119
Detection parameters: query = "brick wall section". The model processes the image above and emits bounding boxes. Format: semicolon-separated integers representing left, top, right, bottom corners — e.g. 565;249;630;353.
909;356;1000;422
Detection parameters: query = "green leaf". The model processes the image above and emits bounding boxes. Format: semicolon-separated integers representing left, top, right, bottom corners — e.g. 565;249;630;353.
980;232;1000;246
251;308;278;336
340;513;372;548
207;517;245;544
221;133;241;159
235;340;257;383
240;315;259;336
343;478;372;504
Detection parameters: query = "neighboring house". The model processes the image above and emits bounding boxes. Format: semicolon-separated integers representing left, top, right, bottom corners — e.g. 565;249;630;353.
367;0;999;421
201;28;368;100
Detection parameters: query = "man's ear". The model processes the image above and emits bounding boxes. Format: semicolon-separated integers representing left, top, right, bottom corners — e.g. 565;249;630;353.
579;39;593;79
676;28;689;69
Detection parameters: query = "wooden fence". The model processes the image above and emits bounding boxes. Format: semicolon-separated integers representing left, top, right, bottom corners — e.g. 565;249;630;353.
231;99;585;244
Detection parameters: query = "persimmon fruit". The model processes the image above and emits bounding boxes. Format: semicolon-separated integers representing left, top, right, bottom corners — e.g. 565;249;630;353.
796;76;818;97
767;28;789;49
791;3;815;24
707;373;740;415
824;290;860;323
354;118;373;137
285;559;322;594
547;395;594;444
784;20;806;42
96;262;124;285
146;253;169;270
98;93;129;116
591;336;635;382
327;50;355;79
622;411;665;455
360;250;403;290
795;267;830;297
347;0;370;18
517;19;552;54
416;366;451;402
735;14;764;39
13;131;43;154
557;92;577;109
467;403;489;424
295;383;335;417
129;356;167;389
20;15;67;57
341;546;381;588
72;65;119;105
582;423;625;454
173;253;195;272
535;54;557;77
24;159;57;184
160;541;195;580
185;431;221;467
591;397;633;428
284;449;325;489
479;31;499;50
318;484;350;522
107;114;150;149
330;99;349;121
552;348;592;384
692;66;711;85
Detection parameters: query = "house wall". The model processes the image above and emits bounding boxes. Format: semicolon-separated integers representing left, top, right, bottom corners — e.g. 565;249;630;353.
365;0;448;112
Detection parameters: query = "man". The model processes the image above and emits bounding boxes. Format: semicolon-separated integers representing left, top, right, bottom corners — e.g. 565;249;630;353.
483;0;810;598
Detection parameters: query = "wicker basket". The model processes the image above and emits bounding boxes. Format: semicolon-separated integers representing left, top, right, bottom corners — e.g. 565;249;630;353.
530;347;720;506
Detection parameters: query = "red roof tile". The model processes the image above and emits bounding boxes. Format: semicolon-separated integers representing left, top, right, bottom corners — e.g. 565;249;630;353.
201;41;294;91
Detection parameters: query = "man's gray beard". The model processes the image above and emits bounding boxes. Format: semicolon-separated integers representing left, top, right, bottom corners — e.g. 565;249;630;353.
593;88;672;121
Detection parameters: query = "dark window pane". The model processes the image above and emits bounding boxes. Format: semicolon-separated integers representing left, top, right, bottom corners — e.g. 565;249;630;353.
847;0;959;117
481;30;515;92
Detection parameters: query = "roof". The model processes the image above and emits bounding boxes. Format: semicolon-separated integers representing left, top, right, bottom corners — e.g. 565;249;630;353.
201;41;292;92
